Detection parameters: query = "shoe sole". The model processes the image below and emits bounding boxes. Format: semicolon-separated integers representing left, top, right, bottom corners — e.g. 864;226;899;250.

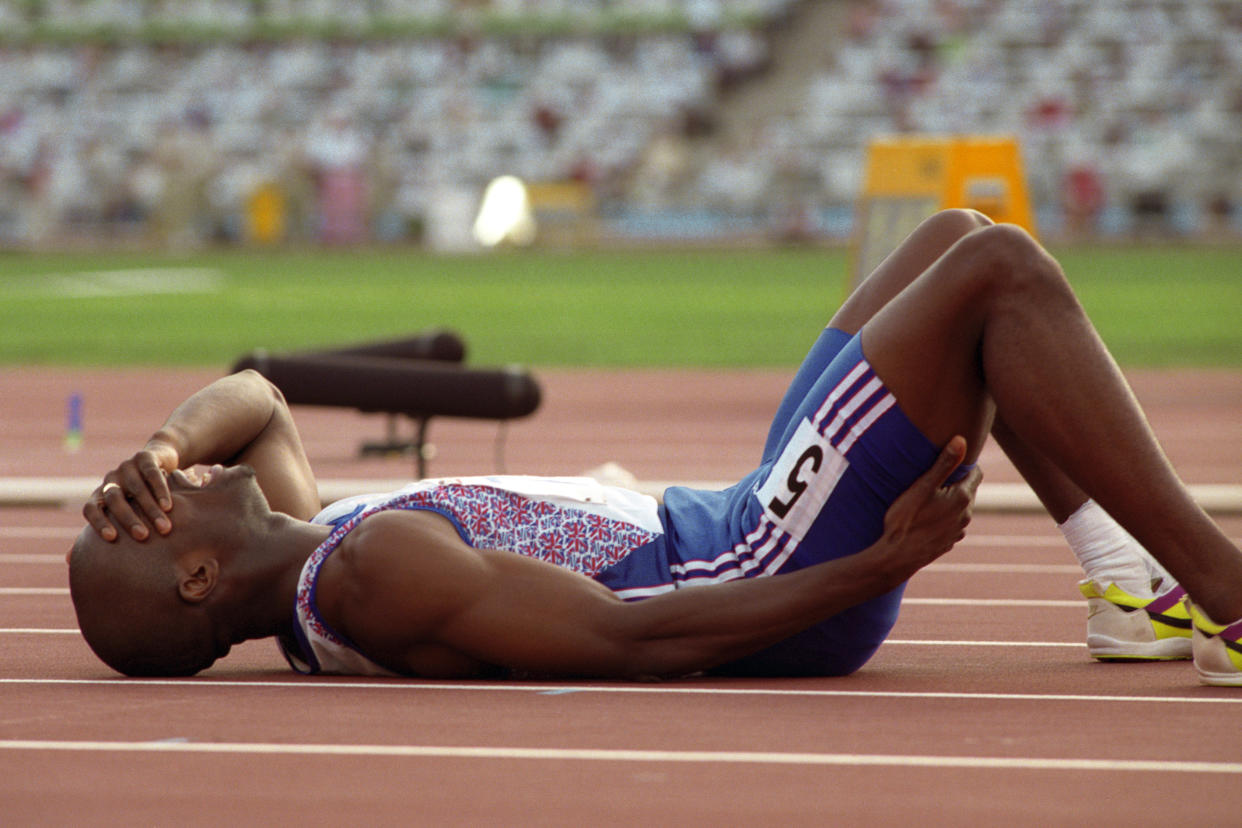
1197;669;1242;686
1087;634;1192;662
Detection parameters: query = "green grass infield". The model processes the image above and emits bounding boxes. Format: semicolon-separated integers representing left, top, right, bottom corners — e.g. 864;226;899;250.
1;243;1239;369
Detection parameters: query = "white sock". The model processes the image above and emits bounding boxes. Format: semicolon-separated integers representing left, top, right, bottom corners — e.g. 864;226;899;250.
1057;500;1174;597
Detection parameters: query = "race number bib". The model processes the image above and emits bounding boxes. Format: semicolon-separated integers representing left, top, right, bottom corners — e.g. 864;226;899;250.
756;418;848;541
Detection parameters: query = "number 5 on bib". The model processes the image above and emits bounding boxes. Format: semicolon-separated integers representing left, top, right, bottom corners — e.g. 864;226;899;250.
756;418;849;541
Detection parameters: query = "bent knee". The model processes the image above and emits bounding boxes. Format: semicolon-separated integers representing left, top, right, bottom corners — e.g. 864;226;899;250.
956;223;1065;294
963;221;1037;257
934;208;994;232
919;209;994;244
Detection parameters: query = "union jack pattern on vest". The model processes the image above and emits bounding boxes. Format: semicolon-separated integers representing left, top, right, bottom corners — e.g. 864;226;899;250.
294;482;661;654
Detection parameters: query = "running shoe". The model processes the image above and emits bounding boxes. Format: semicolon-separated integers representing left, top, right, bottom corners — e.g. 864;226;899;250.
1078;580;1192;661
1188;601;1242;686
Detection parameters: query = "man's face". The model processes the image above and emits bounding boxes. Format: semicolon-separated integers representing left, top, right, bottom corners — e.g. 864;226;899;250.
167;463;260;503
159;463;272;535
68;463;266;676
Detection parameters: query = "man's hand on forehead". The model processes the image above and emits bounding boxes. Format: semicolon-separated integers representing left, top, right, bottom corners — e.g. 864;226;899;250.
82;445;181;543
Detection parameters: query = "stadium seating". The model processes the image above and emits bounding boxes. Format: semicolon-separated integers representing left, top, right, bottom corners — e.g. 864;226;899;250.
679;0;1242;238
0;0;1237;247
0;0;789;246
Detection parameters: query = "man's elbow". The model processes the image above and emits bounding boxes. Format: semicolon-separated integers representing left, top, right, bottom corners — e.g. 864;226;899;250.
231;369;297;427
235;368;287;405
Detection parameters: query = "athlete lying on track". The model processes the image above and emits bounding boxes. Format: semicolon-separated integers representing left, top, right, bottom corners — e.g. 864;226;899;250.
69;211;1242;685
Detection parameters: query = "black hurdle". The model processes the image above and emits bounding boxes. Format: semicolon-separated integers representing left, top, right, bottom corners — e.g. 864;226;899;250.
232;332;540;478
301;328;467;364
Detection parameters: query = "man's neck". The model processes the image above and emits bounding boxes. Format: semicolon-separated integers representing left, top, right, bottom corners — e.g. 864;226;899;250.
223;515;332;644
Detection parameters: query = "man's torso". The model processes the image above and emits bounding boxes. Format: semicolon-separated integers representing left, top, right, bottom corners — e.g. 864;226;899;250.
279;476;667;675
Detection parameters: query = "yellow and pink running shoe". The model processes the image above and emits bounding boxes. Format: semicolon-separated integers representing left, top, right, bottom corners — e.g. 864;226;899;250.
1078;580;1192;662
1187;601;1242;686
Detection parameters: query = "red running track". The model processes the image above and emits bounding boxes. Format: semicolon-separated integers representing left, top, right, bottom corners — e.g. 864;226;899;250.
2;366;1240;825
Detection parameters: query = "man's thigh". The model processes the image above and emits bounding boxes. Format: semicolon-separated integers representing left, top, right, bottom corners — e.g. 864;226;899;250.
725;335;948;676
761;326;853;464
755;334;942;565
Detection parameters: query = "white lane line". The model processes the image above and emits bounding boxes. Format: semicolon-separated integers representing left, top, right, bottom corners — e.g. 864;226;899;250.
1;529;1063;542
0;627;1084;647
0;553;1091;574
0;528;80;540
925;563;1083;574
903;598;1079;607
0;554;67;564
0;588;68;596
0;740;1238;774
3;678;1238;705
958;535;1064;547
886;640;1081;647
0;556;1088;573
0;593;1082;605
0;628;79;634
0;525;1232;546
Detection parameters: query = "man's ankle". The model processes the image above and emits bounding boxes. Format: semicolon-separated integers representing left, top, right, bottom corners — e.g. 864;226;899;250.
1190;591;1242;628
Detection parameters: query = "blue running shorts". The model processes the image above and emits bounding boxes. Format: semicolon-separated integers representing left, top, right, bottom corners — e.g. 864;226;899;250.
643;329;965;676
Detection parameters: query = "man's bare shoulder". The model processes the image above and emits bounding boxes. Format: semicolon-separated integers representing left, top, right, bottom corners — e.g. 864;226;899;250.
341;509;467;561
328;509;478;602
316;508;486;670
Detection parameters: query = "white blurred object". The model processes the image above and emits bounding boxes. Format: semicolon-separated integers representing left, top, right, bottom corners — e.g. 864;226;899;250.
472;175;537;247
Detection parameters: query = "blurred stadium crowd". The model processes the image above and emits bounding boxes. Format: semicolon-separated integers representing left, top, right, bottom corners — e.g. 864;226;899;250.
0;0;1239;249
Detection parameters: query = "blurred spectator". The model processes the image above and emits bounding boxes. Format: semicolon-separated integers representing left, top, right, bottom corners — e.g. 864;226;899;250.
304;110;371;245
1;0;1239;246
0;108;40;244
152;110;217;249
0;2;752;247
1204;193;1234;238
1062;162;1104;240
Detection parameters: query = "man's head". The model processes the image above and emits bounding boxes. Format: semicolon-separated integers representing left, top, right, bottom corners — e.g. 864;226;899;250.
68;465;266;677
68;529;221;676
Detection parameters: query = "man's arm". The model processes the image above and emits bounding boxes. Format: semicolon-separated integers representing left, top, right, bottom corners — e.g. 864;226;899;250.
84;370;320;541
330;438;979;679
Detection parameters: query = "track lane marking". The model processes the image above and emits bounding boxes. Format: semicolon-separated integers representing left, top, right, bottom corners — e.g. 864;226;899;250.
903;598;1079;607
2;626;1084;647
0;629;79;634
0;588;69;596
2;677;1238;705
0;553;1091;574
0;740;1238;774
960;535;1063;547
0;593;1087;606
886;639;1082;647
0;528;81;540
925;563;1081;573
0;528;1206;546
2;523;1238;547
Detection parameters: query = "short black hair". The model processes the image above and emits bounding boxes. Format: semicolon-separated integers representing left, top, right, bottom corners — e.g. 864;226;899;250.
68;531;218;677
